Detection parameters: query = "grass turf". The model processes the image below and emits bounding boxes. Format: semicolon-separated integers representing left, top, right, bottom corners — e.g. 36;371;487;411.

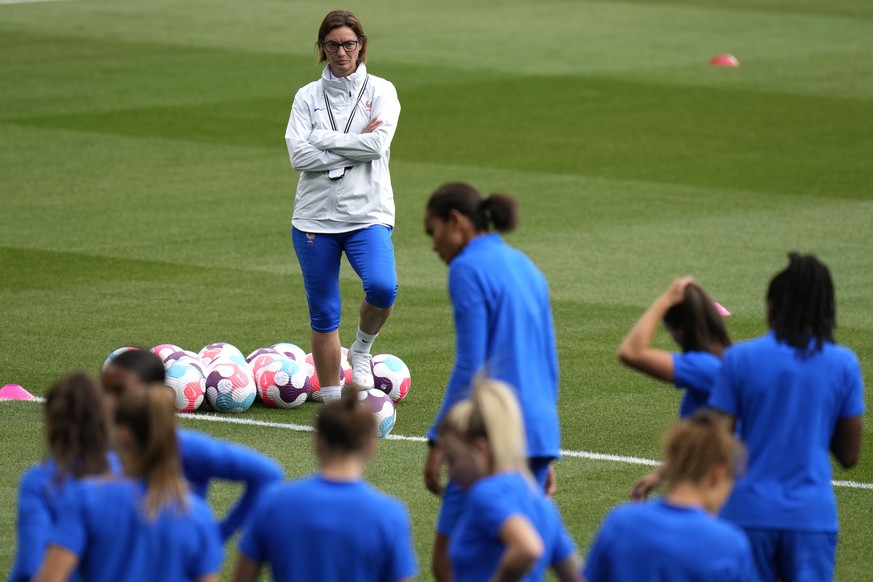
1;0;872;580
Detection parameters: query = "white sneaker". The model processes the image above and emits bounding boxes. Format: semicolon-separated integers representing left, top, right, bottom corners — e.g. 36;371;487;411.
348;350;374;390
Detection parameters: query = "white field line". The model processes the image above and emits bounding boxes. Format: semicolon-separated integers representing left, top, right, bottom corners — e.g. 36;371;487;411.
4;399;872;490
0;0;72;5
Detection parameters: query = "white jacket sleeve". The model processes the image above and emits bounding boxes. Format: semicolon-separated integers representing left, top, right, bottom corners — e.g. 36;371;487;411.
286;90;354;172
307;82;400;162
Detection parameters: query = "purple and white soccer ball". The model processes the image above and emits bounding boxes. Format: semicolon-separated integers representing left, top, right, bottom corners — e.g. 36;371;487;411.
358;389;397;439
271;342;307;363
199;342;248;368
372;354;411;403
102;346;138;371
164;358;206;413
246;347;280;365
254;355;311;409
204;359;256;413
151;344;183;362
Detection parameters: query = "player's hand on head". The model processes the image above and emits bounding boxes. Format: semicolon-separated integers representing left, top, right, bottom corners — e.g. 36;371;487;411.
663;276;695;306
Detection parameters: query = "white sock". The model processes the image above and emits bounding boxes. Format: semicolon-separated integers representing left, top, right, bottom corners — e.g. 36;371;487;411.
320;385;342;403
351;328;378;355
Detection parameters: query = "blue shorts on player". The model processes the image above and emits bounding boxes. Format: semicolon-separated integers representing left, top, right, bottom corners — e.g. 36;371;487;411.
292;225;397;332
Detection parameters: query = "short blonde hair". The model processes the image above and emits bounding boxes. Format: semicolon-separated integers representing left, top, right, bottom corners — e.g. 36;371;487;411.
661;410;745;486
438;377;530;477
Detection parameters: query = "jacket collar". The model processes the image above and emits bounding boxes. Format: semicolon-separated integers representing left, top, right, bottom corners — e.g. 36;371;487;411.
321;63;368;95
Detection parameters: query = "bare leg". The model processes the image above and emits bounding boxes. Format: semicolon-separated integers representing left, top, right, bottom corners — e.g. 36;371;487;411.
359;300;393;335
432;533;452;582
311;330;343;398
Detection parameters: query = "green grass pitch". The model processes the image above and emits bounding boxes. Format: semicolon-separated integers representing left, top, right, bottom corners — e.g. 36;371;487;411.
2;0;872;579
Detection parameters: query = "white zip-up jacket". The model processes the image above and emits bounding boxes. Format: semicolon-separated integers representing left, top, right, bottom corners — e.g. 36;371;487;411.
285;64;400;233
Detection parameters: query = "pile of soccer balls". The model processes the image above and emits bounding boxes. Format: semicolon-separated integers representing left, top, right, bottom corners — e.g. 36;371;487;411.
102;342;411;438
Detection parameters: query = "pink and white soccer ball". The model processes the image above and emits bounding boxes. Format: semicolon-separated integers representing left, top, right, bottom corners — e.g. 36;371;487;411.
199;342;248;368
304;353;344;403
372;354;411;403
164;357;206;412
102;347;137;371
271;342;307;363
254;355;310;409
340;347;352;386
358;389;397;438
151;344;183;362
204;359;256;413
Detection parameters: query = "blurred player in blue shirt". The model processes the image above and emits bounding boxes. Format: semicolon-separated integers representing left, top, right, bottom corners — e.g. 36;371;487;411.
10;373;116;582
709;253;864;581
34;388;222;582
437;378;579;582
102;348;283;540
583;411;755;581
234;386;418;582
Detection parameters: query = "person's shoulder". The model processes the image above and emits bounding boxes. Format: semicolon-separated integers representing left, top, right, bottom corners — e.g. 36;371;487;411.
294;78;323;100
823;341;861;364
20;461;53;488
366;72;396;91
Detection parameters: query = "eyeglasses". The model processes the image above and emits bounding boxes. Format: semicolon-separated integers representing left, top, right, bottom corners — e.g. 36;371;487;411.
323;39;361;53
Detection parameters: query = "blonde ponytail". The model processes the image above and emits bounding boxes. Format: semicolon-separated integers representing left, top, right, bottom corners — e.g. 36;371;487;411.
439;377;530;478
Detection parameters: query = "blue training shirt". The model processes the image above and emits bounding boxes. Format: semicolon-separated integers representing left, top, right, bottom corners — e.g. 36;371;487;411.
48;477;223;582
177;428;283;540
672;351;722;417
428;233;561;458
239;474;418;582
708;331;865;531
450;472;576;582
9;455;120;582
583;499;756;582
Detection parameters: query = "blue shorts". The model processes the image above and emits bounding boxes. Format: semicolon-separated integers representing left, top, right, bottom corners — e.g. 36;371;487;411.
744;528;837;582
435;457;554;536
292;225;397;333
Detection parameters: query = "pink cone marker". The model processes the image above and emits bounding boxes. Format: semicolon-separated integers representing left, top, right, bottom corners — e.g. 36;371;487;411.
710;54;740;67
0;384;36;400
713;301;731;316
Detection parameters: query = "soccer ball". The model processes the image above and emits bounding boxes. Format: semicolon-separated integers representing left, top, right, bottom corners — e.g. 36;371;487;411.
199;342;248;368
102;346;137;371
372;354;412;403
151;344;183;362
271;342;307;363
358;389;397;438
246;347;280;365
164;357;206;412
304;353;344;403
341;347;352;386
204;359;256;413
254;355;310;409
163;349;202;366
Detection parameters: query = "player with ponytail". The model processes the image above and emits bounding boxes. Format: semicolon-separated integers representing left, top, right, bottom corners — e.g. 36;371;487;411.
424;182;563;581
35;388;222;582
10;373;114;582
234;386;417;582
102;348;283;540
438;378;580;582
616;277;731;499
583;411;754;581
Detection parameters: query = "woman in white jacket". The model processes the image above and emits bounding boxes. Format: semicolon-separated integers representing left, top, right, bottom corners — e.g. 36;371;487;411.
285;10;401;402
